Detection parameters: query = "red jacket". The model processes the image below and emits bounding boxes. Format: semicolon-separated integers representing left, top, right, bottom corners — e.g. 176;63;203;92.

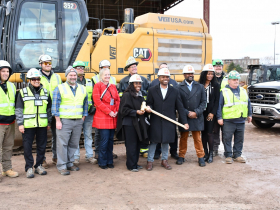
92;82;120;129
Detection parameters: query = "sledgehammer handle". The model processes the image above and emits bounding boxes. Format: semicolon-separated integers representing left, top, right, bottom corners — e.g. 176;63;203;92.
150;110;186;129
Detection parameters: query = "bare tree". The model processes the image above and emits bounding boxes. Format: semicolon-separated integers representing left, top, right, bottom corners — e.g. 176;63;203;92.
260;56;274;64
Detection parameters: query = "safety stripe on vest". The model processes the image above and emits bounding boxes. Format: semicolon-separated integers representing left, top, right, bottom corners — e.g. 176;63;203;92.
222;88;248;107
39;96;48;100
59;112;83;116
39;113;48;118
23;114;36;119
79;84;85;94
54;73;59;84
8;82;15;96
61;83;68;94
88;101;92;105
22;96;36;101
86;79;92;86
223;102;248;107
60;105;83;109
111;77;116;85
0;103;15;107
22;88;28;97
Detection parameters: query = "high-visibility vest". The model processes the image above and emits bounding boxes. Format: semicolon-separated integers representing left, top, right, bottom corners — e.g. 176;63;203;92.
58;83;87;119
221;87;248;119
92;75;116;85
20;87;49;128
220;76;228;90
40;72;62;99
85;79;93;110
0;81;16;116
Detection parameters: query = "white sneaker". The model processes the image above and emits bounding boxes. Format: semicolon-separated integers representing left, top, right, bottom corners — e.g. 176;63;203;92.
26;168;34;178
35;165;47;175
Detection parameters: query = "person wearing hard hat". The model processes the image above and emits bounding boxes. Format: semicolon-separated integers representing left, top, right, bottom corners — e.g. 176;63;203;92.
149;63;178;87
52;66;88;175
38;54;62;168
177;65;207;167
150;63;179;160
119;56;150;158
212;59;226;156
145;68;188;171
0;60;19;181
216;70;252;164
15;68;52;178
198;64;220;163
72;61;97;165
91;60;118;160
116;74;149;172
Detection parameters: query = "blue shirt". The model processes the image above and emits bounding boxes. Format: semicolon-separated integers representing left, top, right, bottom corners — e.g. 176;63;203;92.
216;85;252;123
185;80;193;91
52;82;88;117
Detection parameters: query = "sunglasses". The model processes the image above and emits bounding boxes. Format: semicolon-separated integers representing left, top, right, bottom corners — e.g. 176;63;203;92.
75;66;85;70
31;78;41;81
42;61;52;65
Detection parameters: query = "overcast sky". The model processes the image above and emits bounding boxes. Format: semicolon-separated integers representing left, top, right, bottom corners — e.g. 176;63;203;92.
165;0;280;63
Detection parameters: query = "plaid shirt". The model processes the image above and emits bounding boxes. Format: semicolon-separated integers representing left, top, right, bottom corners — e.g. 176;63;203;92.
52;82;88;117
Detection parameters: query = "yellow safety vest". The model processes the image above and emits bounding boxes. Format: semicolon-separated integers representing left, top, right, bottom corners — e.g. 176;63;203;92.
0;81;16;116
222;87;248;119
40;72;62;99
85;79;93;110
58;83;87;119
92;75;116;85
220;76;228;90
20;87;49;128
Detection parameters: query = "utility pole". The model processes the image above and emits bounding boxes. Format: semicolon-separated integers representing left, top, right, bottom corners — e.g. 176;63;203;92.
204;0;210;33
271;22;280;65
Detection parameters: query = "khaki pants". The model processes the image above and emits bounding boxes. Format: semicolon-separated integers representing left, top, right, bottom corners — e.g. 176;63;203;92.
179;131;205;158
0;123;15;172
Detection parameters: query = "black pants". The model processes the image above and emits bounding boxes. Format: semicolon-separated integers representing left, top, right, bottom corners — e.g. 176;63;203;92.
124;125;140;170
22;127;47;172
155;132;178;155
213;120;222;151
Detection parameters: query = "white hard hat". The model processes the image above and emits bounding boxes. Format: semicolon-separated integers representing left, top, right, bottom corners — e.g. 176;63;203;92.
99;60;111;68
158;68;170;76
202;64;215;72
129;74;143;83
182;65;195;74
38;54;52;63
0;60;11;70
125;56;139;71
27;68;42;79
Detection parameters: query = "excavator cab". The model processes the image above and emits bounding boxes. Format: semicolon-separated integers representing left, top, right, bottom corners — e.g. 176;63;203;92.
0;0;89;73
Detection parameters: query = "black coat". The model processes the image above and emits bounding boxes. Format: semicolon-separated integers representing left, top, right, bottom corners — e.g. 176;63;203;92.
147;84;187;144
178;81;207;132
116;92;149;144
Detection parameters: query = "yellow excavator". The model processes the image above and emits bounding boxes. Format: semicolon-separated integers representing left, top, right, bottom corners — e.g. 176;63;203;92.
1;0;212;84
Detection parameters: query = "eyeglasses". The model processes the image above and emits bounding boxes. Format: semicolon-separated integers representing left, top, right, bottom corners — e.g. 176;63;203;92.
42;61;52;65
31;78;41;81
75;66;85;70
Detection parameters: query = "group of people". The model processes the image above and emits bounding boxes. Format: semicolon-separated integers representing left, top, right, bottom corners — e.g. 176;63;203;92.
0;55;252;180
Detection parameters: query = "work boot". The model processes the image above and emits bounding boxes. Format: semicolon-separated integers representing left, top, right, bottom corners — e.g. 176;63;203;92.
2;169;19;178
207;151;213;163
171;153;179;160
146;161;153;171
94;153;98;159
0;174;2;182
26;168;34;178
107;164;114;168
42;160;49;169
113;153;118;159
225;157;233;164
35;165;47;175
67;166;80;171
142;152;148;158
234;156;246;163
213;150;219;157
52;158;57;165
86;157;97;164
58;169;70;176
176;157;185;165
73;159;80;166
198;158;206;167
161;160;172;170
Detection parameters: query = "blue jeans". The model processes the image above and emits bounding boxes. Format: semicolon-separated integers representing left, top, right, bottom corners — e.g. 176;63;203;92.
94;128;100;155
74;115;94;159
223;121;245;158
98;129;114;166
147;143;169;162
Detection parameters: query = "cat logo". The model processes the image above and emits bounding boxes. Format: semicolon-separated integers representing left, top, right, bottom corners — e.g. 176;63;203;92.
133;48;152;61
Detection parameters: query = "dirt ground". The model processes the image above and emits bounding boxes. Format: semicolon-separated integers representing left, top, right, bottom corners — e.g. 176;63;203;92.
1;123;280;210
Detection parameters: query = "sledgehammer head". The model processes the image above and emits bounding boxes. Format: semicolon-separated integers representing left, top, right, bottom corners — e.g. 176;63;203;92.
140;101;147;111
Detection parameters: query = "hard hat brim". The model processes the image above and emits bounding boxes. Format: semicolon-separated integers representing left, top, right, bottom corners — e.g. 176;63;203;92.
124;62;139;71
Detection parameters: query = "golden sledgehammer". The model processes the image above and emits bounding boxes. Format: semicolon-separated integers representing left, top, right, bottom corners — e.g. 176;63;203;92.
141;101;186;129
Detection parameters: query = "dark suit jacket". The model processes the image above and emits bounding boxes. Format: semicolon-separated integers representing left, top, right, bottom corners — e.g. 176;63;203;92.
204;82;220;116
147;84;187;144
178;80;207;132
